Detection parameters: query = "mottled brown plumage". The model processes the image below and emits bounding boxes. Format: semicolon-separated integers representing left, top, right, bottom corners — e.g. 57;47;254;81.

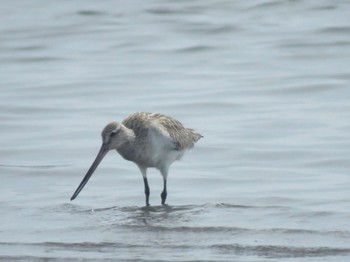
122;112;202;150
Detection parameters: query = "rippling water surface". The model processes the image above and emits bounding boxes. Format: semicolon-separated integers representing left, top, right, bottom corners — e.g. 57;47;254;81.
1;0;350;261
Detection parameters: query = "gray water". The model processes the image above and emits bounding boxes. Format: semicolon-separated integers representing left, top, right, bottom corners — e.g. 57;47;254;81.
1;0;350;261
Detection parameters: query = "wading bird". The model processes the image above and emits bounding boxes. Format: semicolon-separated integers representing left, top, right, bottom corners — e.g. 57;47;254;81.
70;112;202;205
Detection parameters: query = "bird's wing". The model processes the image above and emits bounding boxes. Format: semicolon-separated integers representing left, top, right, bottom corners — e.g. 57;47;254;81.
122;112;153;138
122;112;202;150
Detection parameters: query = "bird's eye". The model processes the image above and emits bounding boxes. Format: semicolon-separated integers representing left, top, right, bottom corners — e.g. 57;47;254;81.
110;130;118;137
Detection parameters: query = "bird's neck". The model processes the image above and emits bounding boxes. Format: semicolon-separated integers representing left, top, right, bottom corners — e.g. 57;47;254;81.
117;127;137;161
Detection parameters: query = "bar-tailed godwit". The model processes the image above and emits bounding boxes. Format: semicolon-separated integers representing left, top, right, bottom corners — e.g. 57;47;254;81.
70;112;202;205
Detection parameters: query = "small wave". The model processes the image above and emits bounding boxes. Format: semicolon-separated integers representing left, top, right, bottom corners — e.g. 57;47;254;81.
0;241;147;252
2;241;349;259
76;10;107;16
211;244;350;258
12;56;62;63
175;45;214;53
147;7;183;15
78;204;204;214
215;203;257;209
317;26;350;35
0;164;69;169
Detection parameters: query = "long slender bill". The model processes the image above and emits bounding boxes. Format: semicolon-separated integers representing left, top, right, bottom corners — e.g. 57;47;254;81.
70;144;109;201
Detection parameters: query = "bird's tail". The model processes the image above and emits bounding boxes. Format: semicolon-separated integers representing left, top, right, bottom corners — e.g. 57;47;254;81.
189;128;203;142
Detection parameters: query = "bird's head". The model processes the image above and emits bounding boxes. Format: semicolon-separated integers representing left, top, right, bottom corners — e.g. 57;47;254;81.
101;121;127;150
70;121;127;201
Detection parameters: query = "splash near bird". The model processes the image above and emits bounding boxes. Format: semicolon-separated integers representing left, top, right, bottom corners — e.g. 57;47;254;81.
70;112;202;205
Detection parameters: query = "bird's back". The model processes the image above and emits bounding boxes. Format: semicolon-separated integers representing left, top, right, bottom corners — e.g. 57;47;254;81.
122;112;202;150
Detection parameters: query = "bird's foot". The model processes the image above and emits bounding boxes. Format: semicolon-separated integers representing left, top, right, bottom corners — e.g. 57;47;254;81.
161;191;167;205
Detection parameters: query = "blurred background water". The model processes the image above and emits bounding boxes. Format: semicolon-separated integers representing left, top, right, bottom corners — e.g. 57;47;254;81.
1;0;350;261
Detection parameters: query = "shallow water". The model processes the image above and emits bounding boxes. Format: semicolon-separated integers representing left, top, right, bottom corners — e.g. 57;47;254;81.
1;0;350;261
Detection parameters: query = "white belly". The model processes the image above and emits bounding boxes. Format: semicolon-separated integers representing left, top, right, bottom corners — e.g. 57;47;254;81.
144;127;185;169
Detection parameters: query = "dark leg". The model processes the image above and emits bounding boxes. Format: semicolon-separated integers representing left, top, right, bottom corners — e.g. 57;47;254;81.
161;179;167;205
143;177;150;206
